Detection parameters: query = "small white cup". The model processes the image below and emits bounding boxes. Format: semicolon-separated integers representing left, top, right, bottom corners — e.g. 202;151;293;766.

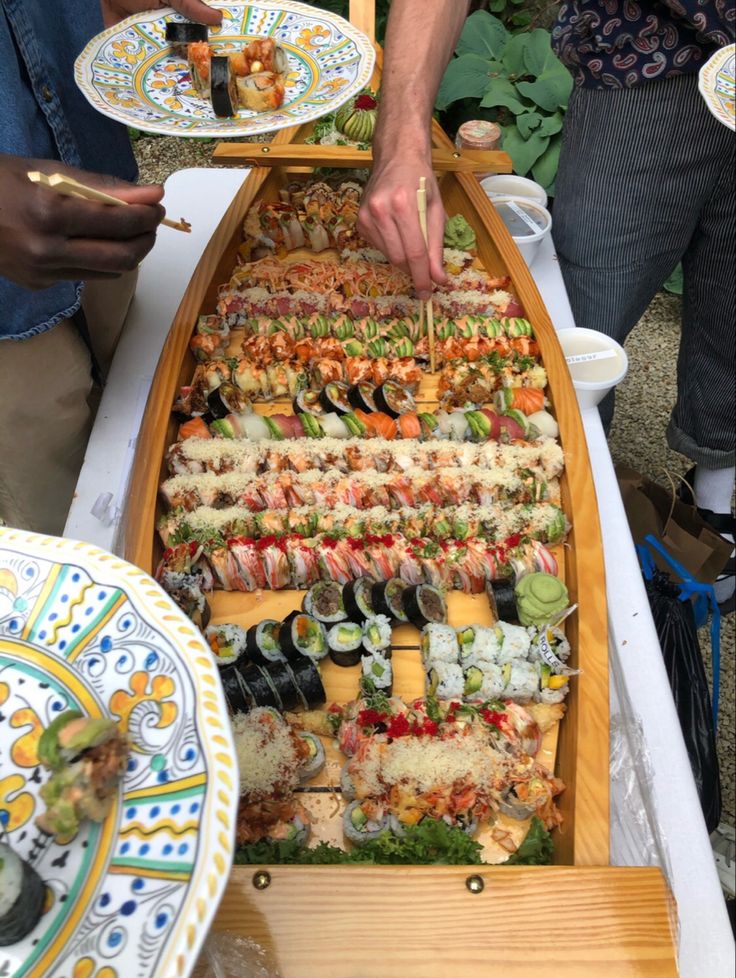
490;196;552;268
481;174;548;208
557;328;629;410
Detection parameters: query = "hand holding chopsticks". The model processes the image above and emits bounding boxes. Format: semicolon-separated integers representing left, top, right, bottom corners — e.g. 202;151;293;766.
28;171;191;232
416;176;436;374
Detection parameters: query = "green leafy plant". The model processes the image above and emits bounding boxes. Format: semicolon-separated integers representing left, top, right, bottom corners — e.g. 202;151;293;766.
436;10;572;194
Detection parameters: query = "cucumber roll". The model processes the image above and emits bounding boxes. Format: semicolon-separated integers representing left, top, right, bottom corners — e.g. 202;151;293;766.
303;581;347;623
420;623;460;666
361;651;392;695
373;381;416;419
245;620;285;666
210;55;238;117
205;623;248;667
239;663;281;710
166;21;208;56
362;615;392;654
342;576;375;622
0;844;45;946
219;663;256;714
427;661;464;699
293;389;324;416
347;382;377;413
370;578;408;622
298;732;326;781
343;800;390;846
402;584;447;628
280;613;328;663
319;381;351;415
327;621;363;667
288;656;326;709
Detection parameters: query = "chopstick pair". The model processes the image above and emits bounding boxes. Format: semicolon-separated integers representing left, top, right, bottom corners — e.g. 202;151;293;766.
27;171;191;232
416;176;436;374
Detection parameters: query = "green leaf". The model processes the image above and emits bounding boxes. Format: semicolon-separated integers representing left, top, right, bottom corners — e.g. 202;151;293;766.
516;63;574;112
531;135;562;191
505;816;554;865
437;53;494;110
479;78;527;114
501;33;528;78
511;11;533;28
516;111;542;139
537;110;564;136
502;126;550;176
488;0;506;10
522;29;557;77
456;11;508;60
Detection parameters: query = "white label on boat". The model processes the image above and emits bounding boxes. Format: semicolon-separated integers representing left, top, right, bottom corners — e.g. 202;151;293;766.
565;349;617;365
535;629;580;676
505;199;543;233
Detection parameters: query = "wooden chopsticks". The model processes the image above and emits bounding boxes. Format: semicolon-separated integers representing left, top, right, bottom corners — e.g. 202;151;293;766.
27;171;191;233
416;176;436;374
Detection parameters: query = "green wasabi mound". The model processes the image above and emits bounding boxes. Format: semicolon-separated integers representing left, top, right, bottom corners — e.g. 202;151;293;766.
515;573;569;626
444;214;476;251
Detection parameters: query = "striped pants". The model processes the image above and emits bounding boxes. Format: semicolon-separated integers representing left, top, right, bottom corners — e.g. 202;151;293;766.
553;72;735;469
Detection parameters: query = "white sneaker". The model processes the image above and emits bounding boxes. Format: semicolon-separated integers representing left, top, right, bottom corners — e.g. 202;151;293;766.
711;822;736;898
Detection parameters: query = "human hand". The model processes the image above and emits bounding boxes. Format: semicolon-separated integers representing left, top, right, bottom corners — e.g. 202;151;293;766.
101;1;223;28
0;154;165;291
358;146;447;299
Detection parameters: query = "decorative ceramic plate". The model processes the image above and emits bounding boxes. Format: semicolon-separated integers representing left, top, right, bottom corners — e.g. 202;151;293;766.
0;528;237;978
74;1;375;138
698;43;735;131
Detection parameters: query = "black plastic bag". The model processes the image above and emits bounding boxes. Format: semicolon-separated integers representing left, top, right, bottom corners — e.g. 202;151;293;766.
644;568;722;833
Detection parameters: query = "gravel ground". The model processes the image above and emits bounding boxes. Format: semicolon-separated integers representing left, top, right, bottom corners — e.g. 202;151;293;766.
133;136;735;829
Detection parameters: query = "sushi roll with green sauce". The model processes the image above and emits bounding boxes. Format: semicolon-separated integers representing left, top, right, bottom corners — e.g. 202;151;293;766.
0;844;46;946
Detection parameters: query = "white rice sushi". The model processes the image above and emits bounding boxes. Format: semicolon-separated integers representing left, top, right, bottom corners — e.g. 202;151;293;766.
420;623;460;667
0;843;45;946
495;621;532;664
427;661;464;699
503;659;538;702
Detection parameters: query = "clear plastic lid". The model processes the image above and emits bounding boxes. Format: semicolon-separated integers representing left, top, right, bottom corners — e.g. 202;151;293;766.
492;197;548;239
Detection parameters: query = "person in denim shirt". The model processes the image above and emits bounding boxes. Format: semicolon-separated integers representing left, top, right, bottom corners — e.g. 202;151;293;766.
0;0;220;534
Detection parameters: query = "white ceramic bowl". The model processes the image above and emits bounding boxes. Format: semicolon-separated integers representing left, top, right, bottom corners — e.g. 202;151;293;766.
491;196;552;268
481;174;548;208
557;327;629;410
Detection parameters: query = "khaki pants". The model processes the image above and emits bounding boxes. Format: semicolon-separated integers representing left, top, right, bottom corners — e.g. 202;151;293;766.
0;272;137;535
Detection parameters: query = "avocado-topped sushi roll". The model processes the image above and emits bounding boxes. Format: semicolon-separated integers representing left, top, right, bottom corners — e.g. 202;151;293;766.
36;712;128;842
210;55;238;117
0;844;45;946
342;577;375;622
402;584;447;628
166;20;208;57
327;621;363;667
371;578;408;622
303;581;347;623
361;615;392;654
205;622;248;667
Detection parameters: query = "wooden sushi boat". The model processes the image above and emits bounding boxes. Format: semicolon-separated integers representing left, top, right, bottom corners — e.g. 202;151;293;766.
124;4;678;975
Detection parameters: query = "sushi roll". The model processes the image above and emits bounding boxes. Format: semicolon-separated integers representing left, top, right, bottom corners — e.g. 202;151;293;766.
0;844;45;946
327;621;363;667
347;382;377;413
239;662;282;710
220;662;256;714
535;663;570;704
235;71;285;112
293;389;325;416
319;381;352;415
502;659;538;702
361;651;392;695
343;800;390;845
188;40;212;96
210;55;238;117
207;382;252;420
402;584;447;628
263;661;302;712
298;732;326;781
287;656;326;709
303;581;347;623
427;661;464;699
266;812;310;847
361;615;392;654
205;622;248;667
495;621;532;664
342;577;376;622
370;578;408;622
420;623;460;666
456;624;499;666
245;619;285;666
279;613;328;663
166;20;208;56
373;380;416;419
487;579;518;623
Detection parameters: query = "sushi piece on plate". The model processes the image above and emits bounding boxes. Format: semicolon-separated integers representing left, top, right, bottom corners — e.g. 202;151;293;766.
361;615;392;654
235;71;285;112
298;732;326;781
166;20;208;57
342;577;375;622
371;578;408;622
361;650;393;695
343;800;390;845
210;55;238;117
0;843;46;946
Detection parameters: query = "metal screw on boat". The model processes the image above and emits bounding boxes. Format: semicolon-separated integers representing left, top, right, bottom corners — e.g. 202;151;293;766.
252;870;271;890
452;151;461;158
465;874;484;894
261;146;271;154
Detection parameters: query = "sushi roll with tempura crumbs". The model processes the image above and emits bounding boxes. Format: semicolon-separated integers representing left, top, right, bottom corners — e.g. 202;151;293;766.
235;71;285;112
0;843;46;946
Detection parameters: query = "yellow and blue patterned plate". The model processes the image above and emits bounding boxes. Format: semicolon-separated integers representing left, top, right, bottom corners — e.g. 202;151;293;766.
0;528;237;978
698;43;735;132
74;1;375;138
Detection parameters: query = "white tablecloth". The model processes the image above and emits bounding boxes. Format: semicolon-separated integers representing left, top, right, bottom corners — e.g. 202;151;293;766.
65;168;735;978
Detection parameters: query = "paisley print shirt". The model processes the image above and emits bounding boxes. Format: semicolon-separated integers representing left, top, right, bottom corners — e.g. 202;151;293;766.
552;1;735;88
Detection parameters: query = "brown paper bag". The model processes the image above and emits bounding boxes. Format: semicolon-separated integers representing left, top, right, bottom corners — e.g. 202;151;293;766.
616;465;732;585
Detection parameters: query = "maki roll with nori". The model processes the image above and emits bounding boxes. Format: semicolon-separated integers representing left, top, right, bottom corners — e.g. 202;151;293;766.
347;382;377;413
342;577;375;622
288;656;326;708
402;584;447;628
0;844;45;946
207;382;251;420
327;621;363;667
205;622;248;667
280;613;328;663
319;381;351;415
210;55;238;117
373;381;416;419
166;20;208;56
262;661;302;712
293;389;324;416
220;663;256;714
487;578;518;623
362;615;392;654
303;581;346;624
371;578;409;622
361;651;392;695
246;620;285;666
239;662;282;710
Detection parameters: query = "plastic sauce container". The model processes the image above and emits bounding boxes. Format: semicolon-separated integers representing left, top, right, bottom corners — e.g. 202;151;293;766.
557;328;629;410
491;196;552;268
480;174;548;208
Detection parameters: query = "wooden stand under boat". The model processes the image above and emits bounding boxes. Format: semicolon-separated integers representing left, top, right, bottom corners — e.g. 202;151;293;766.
124;3;678;975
